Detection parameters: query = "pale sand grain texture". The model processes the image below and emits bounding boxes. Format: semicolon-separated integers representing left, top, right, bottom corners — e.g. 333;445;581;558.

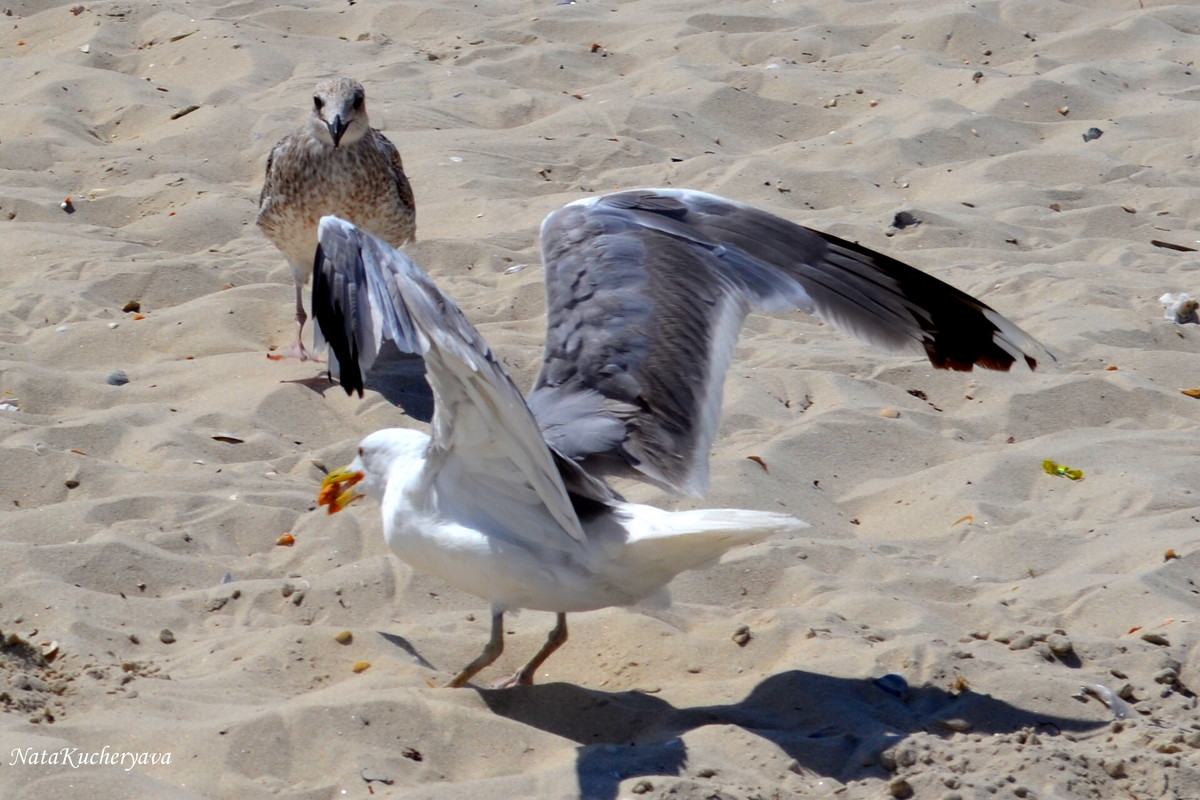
0;1;1197;798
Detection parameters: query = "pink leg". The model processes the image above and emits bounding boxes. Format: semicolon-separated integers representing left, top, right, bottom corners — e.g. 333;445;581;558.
276;282;323;362
496;613;568;688
447;609;506;688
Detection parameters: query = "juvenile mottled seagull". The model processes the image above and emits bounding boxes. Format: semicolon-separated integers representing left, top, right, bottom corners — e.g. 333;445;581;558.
312;189;1051;688
257;77;415;360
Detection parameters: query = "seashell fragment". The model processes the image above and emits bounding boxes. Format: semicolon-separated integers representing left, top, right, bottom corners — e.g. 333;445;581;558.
1160;292;1199;324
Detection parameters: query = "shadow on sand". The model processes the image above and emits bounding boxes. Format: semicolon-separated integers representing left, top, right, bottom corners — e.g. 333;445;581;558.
363;342;434;422
287;341;434;420
476;670;1107;799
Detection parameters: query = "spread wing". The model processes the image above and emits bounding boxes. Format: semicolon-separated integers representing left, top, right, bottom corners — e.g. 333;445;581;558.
528;188;1051;496
313;216;616;548
310;215;422;396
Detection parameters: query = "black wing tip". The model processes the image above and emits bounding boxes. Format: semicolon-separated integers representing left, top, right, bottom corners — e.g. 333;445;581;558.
339;373;365;397
927;351;1037;373
312;236;368;397
924;332;1047;373
813;230;1050;374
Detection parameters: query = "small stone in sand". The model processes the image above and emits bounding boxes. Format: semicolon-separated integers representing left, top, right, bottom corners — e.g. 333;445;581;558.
1008;633;1036;650
106;370;129;386
1153;667;1179;686
159;628;176;644
204;596;229;612
359;767;393;785
1046;632;1074;656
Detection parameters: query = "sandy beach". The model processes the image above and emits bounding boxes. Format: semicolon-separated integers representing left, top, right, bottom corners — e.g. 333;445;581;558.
1;0;1197;798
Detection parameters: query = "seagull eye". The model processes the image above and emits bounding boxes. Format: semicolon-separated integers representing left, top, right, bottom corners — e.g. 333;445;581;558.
313;96;324;110
358;447;364;457
352;94;364;111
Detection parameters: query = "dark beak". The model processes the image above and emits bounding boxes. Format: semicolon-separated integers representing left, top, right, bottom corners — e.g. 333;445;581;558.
327;115;348;147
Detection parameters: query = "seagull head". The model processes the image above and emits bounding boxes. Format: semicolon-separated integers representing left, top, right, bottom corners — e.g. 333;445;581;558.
310;77;369;148
318;428;430;514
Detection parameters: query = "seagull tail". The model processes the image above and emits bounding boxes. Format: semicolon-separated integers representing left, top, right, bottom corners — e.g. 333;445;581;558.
623;509;807;577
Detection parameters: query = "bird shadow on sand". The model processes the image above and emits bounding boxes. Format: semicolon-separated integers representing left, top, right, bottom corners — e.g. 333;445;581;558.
477;670;1109;800
363;342;433;423
280;341;434;422
378;632;438;672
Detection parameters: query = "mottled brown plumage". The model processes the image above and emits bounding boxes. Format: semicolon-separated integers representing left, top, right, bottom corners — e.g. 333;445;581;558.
257;77;416;359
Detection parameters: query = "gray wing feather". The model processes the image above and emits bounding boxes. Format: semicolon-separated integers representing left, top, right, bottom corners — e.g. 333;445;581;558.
530;188;1050;496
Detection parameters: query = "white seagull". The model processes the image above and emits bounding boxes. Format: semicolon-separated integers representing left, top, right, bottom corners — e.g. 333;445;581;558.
313;189;1050;688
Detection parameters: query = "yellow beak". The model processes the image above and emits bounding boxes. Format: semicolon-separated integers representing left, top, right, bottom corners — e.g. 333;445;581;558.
318;466;365;514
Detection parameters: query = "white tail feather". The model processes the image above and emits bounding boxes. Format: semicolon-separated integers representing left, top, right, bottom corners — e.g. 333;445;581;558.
622;509;807;576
